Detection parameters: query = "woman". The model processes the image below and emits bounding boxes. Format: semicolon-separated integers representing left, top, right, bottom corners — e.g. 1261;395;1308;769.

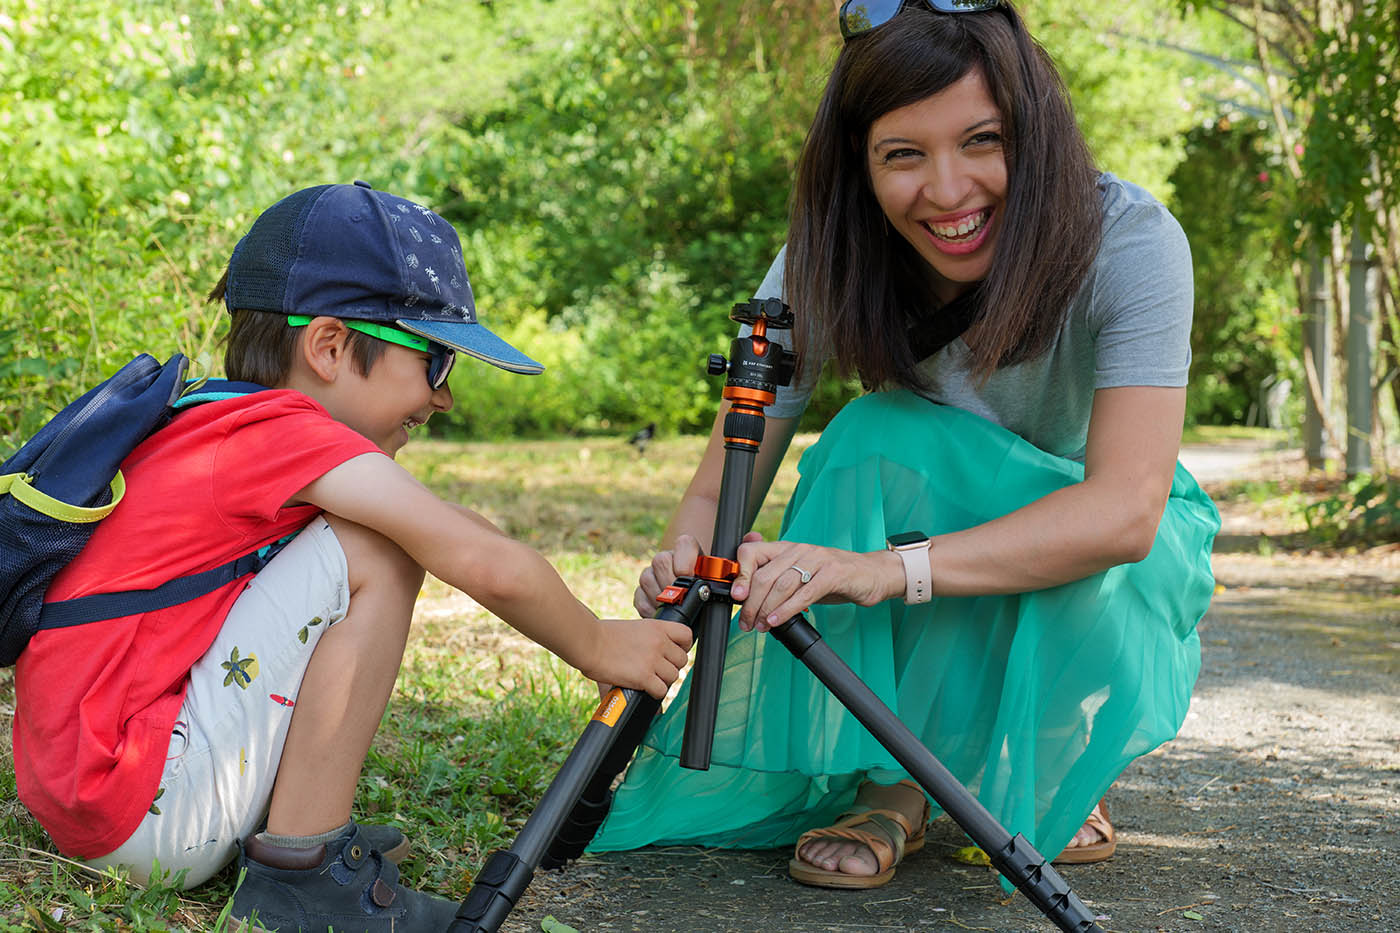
591;0;1220;890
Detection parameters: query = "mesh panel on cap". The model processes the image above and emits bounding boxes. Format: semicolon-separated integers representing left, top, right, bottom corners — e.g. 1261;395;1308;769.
228;184;333;312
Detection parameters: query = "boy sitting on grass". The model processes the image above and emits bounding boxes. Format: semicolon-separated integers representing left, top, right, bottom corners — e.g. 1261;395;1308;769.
11;181;693;932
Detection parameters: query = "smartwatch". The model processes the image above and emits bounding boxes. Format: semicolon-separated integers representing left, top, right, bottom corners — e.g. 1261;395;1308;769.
886;531;932;605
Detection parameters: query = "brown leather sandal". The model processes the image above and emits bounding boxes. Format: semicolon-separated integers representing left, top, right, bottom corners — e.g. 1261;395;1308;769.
788;781;931;889
1052;798;1116;864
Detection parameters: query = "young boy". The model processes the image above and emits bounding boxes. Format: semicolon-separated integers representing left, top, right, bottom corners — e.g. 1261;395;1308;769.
10;181;693;932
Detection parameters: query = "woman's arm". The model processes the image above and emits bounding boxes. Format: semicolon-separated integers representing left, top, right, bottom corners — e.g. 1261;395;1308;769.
731;384;1185;630
634;401;799;615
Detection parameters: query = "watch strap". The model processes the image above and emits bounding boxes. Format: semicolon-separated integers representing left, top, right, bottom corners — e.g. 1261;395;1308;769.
887;535;932;605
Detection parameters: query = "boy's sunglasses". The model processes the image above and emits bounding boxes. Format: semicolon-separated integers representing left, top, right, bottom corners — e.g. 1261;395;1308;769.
286;315;456;390
839;0;1001;40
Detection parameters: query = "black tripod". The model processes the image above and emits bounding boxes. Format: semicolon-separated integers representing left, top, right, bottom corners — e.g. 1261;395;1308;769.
447;299;1103;933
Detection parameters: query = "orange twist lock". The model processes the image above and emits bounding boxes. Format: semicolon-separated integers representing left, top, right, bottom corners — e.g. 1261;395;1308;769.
722;387;775;410
694;554;740;583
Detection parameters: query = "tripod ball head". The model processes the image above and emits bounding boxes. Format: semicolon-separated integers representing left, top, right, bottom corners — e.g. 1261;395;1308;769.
711;298;798;394
730;297;794;330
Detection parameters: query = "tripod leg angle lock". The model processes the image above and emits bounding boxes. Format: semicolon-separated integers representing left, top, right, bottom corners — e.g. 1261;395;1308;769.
448;299;1103;933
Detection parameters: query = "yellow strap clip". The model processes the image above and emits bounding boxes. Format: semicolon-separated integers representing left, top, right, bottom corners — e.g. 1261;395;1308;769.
0;471;126;523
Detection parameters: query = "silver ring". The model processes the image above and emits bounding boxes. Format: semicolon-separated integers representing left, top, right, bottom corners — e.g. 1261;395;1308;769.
790;565;812;584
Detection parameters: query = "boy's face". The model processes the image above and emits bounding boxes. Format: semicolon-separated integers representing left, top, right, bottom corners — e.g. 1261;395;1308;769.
305;326;455;457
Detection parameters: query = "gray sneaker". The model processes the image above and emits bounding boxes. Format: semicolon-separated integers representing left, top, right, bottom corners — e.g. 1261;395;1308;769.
230;823;458;932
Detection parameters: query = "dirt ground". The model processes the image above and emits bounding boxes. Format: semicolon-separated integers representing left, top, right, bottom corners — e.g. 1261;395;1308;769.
493;444;1400;933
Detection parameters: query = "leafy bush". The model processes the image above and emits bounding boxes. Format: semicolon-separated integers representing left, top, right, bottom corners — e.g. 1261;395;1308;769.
1301;474;1400;545
1169;122;1299;426
2;0;1304;447
427;0;832;435
0;0;390;450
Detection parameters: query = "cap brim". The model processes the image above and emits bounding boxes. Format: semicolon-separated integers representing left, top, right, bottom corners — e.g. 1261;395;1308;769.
397;319;545;375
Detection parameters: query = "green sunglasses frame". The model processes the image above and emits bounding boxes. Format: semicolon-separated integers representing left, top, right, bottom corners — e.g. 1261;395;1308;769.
839;0;1000;40
286;314;455;389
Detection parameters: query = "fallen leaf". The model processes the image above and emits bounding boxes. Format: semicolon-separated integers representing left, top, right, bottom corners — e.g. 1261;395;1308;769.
950;845;991;866
542;916;581;933
1183;909;1206;920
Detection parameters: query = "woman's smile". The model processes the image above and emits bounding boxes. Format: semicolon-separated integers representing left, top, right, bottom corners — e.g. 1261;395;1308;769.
920;206;995;255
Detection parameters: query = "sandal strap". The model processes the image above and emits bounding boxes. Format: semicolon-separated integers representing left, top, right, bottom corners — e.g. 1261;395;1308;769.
794;807;915;874
1082;799;1115;844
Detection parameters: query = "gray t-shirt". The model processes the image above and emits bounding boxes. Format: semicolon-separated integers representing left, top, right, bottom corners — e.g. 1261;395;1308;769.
746;173;1193;460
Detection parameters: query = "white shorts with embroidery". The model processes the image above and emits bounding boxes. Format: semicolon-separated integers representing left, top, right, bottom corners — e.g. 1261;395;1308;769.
85;517;349;889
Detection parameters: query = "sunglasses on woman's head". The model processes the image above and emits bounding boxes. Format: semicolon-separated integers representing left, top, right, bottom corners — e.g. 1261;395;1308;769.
839;0;1001;40
286;315;457;390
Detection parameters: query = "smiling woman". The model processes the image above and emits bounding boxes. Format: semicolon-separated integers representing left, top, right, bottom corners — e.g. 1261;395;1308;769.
592;0;1222;895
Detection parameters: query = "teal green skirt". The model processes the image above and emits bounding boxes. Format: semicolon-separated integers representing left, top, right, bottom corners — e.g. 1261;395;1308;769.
590;391;1220;868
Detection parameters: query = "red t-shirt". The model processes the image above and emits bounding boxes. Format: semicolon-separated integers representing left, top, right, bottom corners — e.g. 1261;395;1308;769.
12;390;379;858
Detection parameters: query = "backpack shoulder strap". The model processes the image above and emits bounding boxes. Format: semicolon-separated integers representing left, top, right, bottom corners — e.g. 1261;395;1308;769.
38;537;292;630
34;377;278;632
174;379;272;409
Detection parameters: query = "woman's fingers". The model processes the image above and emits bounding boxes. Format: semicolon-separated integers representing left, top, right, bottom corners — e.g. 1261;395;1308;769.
635;533;714;617
671;533;704;578
734;540;826;631
733;543;901;631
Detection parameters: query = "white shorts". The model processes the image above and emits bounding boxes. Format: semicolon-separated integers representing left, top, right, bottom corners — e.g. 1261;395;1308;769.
85;517;350;889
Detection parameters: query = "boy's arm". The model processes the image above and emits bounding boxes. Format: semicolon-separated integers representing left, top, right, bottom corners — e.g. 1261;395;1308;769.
293;452;690;696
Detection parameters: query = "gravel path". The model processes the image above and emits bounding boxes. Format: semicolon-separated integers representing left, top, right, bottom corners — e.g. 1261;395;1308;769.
500;445;1400;933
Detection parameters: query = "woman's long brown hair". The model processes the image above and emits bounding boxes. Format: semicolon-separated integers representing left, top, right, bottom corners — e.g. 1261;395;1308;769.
785;3;1101;388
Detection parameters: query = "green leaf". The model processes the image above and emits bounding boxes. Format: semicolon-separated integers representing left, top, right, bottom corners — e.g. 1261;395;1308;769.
1183;909;1206;920
541;916;581;933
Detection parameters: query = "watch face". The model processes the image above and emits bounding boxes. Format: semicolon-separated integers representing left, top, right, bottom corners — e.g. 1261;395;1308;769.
887;531;928;548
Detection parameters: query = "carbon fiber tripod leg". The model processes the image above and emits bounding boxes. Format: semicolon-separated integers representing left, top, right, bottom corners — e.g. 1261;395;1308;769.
771;616;1104;933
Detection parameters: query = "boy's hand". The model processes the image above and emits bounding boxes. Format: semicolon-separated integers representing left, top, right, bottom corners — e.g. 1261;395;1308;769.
585;619;693;700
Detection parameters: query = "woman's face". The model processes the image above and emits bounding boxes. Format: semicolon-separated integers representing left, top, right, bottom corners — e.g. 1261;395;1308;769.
866;67;1008;304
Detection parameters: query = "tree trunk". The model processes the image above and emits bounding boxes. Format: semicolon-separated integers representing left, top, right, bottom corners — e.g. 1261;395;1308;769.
1303;244;1332;467
1346;224;1374;476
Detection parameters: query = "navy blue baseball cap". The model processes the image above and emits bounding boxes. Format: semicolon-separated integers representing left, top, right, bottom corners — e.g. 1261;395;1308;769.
223;180;543;375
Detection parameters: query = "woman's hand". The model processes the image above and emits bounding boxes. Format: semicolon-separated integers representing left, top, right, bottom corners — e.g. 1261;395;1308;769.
634;533;703;617
732;538;906;633
634;531;762;616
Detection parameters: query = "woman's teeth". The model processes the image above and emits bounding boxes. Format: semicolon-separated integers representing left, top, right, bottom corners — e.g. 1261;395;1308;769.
927;209;989;241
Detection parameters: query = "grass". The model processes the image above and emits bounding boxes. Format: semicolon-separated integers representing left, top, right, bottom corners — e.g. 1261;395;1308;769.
1180;423;1290;446
0;431;812;930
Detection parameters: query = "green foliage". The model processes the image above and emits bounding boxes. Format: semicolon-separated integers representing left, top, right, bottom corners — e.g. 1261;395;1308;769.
1291;4;1400;235
1179;0;1400;440
0;0;393;450
1027;0;1215;200
1300;473;1400;545
425;0;832;434
1;0;1331;445
1169;121;1299;424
